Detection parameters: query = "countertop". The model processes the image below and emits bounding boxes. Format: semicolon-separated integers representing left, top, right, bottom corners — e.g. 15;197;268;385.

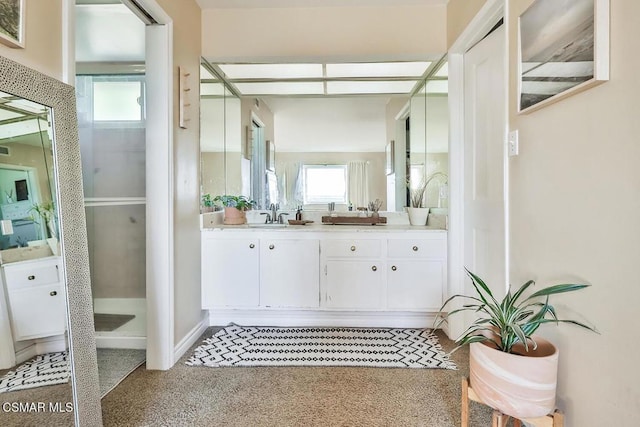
201;223;446;233
201;210;447;233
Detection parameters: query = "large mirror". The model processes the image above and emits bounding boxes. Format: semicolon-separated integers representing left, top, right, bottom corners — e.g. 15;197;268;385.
200;59;449;215
0;56;102;426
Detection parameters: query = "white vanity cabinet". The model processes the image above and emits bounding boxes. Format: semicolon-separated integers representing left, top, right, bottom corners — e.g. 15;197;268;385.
201;236;260;307
201;227;447;328
322;239;384;309
260;239;320;308
386;238;446;311
2;257;66;341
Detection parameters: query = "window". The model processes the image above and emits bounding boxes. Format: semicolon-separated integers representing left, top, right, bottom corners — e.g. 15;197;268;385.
92;77;145;122
302;164;347;205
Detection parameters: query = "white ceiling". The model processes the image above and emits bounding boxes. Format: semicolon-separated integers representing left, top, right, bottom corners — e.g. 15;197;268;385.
213;61;433;96
197;0;447;9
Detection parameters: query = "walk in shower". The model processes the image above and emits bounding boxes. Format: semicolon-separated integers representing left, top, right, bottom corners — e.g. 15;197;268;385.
75;1;147;352
76;74;147;350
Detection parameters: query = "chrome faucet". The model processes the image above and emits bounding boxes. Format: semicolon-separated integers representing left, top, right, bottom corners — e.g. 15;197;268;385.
261;203;288;224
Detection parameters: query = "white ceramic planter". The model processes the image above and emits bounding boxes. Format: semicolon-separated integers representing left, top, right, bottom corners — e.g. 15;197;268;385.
407;207;429;226
469;338;559;419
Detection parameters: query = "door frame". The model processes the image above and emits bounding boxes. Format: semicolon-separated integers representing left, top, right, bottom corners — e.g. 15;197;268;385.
143;5;175;370
447;0;509;339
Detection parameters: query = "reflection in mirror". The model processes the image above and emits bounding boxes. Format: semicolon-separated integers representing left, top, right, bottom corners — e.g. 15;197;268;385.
200;58;449;214
408;76;449;210
200;65;243;201
0;91;72;422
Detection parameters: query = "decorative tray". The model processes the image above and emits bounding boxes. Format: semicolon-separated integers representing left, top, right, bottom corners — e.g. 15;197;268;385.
321;216;387;226
288;220;315;225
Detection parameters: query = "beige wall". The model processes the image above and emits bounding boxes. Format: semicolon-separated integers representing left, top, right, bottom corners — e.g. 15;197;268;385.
202;5;447;61
506;0;640;424
201;151;243;198
154;0;203;345
446;0;487;48
0;0;63;80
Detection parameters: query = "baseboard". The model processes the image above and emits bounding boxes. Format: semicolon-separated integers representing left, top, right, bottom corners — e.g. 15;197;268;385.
15;334;67;365
95;336;146;350
207;309;438;328
174;313;208;362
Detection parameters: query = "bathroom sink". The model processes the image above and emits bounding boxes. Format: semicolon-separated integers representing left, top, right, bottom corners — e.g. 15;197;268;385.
247;223;288;228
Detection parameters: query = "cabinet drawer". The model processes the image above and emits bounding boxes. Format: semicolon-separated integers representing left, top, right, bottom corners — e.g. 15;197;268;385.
387;239;446;259
3;261;61;289
322;239;381;258
8;283;67;340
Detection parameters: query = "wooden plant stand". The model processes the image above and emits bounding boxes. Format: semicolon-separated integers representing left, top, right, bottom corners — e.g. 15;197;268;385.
462;378;564;427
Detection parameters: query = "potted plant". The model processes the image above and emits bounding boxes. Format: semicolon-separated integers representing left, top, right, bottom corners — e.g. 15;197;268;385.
406;172;447;225
30;201;57;239
201;193;214;213
213;194;256;225
435;269;597;419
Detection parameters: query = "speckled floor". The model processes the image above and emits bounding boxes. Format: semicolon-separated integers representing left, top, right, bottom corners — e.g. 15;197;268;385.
100;328;497;427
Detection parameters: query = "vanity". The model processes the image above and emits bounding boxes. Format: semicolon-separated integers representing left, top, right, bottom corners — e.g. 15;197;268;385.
201;221;446;328
0;247;67;369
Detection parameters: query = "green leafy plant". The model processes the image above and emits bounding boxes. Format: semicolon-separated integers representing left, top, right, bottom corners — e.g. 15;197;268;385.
408;172;447;208
201;193;214;208
213;194;256;211
30;201;56;223
30;202;57;239
434;269;597;354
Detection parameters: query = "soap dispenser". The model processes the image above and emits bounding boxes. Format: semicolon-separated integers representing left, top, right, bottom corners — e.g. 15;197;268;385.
295;206;302;221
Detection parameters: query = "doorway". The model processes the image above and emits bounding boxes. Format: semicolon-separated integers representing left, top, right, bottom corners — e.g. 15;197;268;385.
75;0;174;388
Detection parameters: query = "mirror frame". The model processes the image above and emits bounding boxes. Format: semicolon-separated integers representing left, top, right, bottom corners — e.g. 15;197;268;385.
0;56;102;425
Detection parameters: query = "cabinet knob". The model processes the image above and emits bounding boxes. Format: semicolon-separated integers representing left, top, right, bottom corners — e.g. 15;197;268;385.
350;246;356;252
412;246;419;252
269;244;275;250
391;266;397;271
28;275;35;280
249;243;255;249
371;265;377;272
50;291;57;296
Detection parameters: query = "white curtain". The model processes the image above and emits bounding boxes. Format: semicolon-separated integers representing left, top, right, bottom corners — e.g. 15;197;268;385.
348;161;369;209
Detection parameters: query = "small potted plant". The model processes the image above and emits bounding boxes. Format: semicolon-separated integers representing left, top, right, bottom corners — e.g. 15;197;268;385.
201;193;214;213
406;172;447;225
213;194;256;225
435;269;597;419
30;201;57;239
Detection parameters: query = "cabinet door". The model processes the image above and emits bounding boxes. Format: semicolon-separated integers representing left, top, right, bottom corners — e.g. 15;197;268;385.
8;284;66;340
325;260;383;309
260;239;319;308
202;238;259;308
387;260;444;310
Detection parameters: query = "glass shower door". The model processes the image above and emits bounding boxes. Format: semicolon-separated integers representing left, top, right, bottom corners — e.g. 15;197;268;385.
76;75;147;349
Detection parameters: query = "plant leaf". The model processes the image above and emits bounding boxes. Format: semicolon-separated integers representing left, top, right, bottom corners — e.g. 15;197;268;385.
525;283;590;301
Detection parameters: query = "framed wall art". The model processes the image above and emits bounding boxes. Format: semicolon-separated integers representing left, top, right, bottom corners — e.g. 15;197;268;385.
0;0;25;49
518;0;609;114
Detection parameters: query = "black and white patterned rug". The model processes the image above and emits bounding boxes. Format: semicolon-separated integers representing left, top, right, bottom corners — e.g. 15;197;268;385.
0;351;70;393
186;324;456;369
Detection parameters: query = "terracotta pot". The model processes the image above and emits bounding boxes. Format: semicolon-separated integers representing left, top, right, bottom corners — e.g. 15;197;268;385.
469;337;559;419
223;207;247;225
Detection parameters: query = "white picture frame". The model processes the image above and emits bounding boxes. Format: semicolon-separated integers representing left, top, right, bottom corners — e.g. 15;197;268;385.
518;0;609;114
0;0;25;49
